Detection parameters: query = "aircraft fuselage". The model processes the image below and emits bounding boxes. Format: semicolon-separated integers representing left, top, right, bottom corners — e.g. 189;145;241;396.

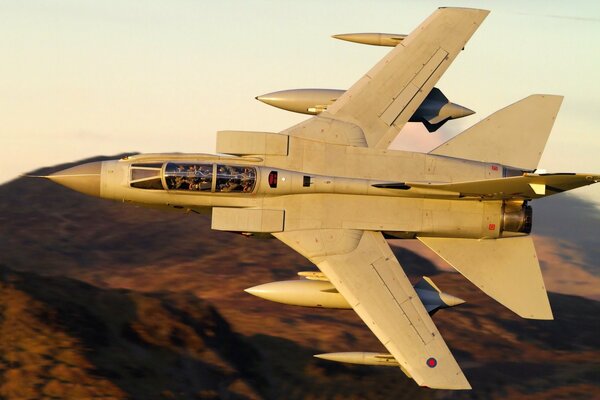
50;143;530;241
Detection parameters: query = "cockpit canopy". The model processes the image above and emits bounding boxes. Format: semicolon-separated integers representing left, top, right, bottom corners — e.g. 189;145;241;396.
129;162;257;193
165;163;213;191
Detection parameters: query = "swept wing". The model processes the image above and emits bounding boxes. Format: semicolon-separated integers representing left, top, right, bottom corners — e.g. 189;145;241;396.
275;229;471;389
281;8;489;148
269;8;492;389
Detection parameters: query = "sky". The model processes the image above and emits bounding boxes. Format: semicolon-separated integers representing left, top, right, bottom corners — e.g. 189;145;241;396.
1;0;599;205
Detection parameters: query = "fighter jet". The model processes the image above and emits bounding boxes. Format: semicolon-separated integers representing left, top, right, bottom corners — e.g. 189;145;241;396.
39;8;599;390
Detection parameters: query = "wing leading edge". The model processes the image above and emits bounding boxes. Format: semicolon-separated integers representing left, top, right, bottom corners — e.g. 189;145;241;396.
282;8;489;149
274;229;470;390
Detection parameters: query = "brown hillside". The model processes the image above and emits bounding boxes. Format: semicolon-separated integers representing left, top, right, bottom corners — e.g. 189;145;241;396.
0;155;598;399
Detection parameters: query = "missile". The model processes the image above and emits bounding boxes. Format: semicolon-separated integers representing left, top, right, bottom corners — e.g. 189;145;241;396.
245;275;464;314
314;352;399;367
256;87;474;132
313;352;412;378
246;279;350;309
314;352;413;378
256;88;341;116
331;32;407;47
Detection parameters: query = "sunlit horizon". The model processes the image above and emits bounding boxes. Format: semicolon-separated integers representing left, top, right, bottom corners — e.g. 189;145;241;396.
1;1;599;206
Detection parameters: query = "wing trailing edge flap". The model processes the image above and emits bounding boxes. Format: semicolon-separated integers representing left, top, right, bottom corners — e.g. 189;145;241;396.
418;236;553;320
282;8;489;149
429;95;563;170
274;229;471;390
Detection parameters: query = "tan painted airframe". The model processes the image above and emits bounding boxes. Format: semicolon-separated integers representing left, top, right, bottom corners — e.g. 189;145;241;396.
43;8;599;390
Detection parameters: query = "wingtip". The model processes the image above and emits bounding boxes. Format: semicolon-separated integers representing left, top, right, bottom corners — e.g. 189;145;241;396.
420;380;472;390
438;6;490;13
520;311;554;321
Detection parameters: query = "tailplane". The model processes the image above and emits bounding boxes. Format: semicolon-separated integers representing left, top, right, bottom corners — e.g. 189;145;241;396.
418;236;553;320
429;95;563;170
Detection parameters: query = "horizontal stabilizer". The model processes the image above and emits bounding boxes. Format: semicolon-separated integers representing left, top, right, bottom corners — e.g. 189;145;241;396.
430;95;563;170
406;173;600;200
418;236;553;320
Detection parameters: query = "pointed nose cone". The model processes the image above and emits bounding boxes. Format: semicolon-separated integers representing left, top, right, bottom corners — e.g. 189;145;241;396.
244;283;278;301
439;292;466;308
256;90;304;110
255;91;293;111
332;33;379;46
255;93;274;105
47;161;102;197
244;286;260;296
331;33;357;43
441;102;475;120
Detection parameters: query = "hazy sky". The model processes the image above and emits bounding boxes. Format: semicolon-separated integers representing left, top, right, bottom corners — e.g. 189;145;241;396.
1;0;599;205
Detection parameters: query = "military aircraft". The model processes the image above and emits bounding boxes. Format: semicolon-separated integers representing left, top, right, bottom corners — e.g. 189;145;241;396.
39;7;599;390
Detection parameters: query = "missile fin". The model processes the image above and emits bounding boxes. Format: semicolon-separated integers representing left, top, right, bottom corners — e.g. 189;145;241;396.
298;271;329;281
421;119;450;133
424;87;449;105
415;276;442;293
415;277;466;311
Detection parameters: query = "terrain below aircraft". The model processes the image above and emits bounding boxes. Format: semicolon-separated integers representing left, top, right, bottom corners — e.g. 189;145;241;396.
40;8;599;390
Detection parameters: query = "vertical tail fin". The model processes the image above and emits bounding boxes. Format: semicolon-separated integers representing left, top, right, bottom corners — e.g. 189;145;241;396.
429;95;563;170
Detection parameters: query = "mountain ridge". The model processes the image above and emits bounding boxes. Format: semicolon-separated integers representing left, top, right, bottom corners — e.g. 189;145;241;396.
0;155;598;399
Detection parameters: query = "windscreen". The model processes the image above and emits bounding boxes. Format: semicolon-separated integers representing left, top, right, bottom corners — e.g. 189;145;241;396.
130;163;164;190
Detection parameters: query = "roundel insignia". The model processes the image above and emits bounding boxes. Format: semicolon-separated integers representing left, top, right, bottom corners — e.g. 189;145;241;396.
426;357;437;368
